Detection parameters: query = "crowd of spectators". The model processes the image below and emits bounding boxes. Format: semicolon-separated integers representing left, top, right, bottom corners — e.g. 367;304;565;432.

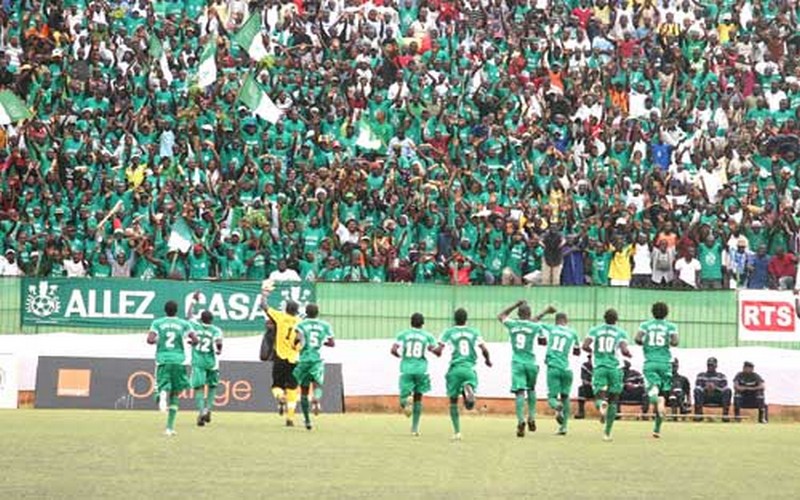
2;0;800;288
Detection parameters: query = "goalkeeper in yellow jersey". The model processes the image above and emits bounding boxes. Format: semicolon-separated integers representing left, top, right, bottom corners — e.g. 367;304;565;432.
261;281;302;426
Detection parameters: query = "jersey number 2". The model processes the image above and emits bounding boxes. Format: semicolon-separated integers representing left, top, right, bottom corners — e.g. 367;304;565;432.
165;332;176;349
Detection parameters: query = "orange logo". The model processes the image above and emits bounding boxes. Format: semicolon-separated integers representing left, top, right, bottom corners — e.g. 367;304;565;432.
57;369;91;397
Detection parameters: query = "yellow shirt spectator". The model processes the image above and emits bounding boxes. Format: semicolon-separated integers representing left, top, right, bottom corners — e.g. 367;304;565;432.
608;244;634;283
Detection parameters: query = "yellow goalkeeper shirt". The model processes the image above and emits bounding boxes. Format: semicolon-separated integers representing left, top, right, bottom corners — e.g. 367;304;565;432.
267;307;301;363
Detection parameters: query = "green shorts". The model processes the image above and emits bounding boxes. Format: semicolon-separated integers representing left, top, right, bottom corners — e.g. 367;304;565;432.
592;366;623;395
546;366;574;398
445;365;478;399
191;366;220;389
293;361;325;387
399;372;431;400
510;361;539;392
643;363;672;396
156;363;190;395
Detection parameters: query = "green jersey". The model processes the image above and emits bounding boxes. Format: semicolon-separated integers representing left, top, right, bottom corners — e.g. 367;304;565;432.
150;316;193;365
439;325;484;368
638;319;677;365
587;324;629;369
190;320;223;370
296;318;335;363
540;324;580;370
394;328;438;375
502;318;540;364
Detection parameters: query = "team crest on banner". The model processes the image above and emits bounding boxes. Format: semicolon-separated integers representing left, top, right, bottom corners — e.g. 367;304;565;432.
26;281;61;318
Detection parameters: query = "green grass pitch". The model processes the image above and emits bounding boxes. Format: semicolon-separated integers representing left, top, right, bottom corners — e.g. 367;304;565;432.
2;410;799;499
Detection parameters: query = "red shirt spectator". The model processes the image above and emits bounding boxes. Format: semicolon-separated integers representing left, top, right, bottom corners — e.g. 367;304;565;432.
572;7;593;29
768;249;797;280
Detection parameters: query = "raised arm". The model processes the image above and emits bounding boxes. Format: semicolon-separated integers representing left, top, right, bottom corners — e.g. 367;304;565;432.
186;290;201;319
497;299;525;322
532;305;557;322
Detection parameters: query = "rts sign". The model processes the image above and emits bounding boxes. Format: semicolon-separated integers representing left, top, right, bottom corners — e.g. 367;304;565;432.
738;290;800;342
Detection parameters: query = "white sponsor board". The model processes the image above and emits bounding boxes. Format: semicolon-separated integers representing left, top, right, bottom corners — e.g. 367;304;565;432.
3;334;800;405
0;354;19;408
738;290;800;342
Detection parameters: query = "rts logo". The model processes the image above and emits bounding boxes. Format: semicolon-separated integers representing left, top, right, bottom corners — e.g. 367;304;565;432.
740;301;796;332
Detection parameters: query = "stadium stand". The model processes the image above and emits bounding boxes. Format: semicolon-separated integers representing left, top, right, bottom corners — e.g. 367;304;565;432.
1;0;800;287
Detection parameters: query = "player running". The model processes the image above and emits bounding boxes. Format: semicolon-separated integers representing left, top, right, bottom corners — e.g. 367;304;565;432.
433;308;492;441
391;312;440;436
635;302;678;438
147;300;198;436
187;293;223;427
582;308;631;442
293;304;335;431
261;280;302;427
497;300;556;437
538;312;581;435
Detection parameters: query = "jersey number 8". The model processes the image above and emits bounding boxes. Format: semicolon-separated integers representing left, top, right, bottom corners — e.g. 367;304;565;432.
458;339;470;356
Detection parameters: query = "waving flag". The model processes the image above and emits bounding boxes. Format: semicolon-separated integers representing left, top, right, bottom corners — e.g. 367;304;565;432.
238;73;282;124
233;14;269;62
197;39;217;88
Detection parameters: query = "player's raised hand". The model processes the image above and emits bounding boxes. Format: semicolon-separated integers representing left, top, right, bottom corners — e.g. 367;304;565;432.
192;290;201;301
545;304;557;315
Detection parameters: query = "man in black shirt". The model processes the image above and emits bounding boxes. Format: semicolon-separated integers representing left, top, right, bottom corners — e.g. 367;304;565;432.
694;357;732;422
734;362;767;423
668;359;692;420
541;224;565;286
575;354;593;419
619;360;648;418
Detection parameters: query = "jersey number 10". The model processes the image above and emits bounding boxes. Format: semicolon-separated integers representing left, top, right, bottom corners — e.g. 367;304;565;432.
596;336;616;353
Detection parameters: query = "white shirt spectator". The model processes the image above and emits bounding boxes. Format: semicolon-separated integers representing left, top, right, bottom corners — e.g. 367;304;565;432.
63;258;89;278
0;254;23;276
336;224;361;246
675;257;702;288
765;89;787;112
632;244;652;275
268;268;301;282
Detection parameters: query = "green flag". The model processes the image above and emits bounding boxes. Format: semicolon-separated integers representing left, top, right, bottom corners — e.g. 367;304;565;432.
238;73;282;124
0;90;32;125
233;14;268;61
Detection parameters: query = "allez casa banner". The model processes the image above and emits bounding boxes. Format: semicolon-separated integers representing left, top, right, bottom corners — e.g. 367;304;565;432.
21;278;315;331
738;289;800;342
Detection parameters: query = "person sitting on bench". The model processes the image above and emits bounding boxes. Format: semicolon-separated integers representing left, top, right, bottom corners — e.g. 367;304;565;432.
668;358;692;418
733;361;767;423
619;360;648;418
575;354;593;419
694;357;732;422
